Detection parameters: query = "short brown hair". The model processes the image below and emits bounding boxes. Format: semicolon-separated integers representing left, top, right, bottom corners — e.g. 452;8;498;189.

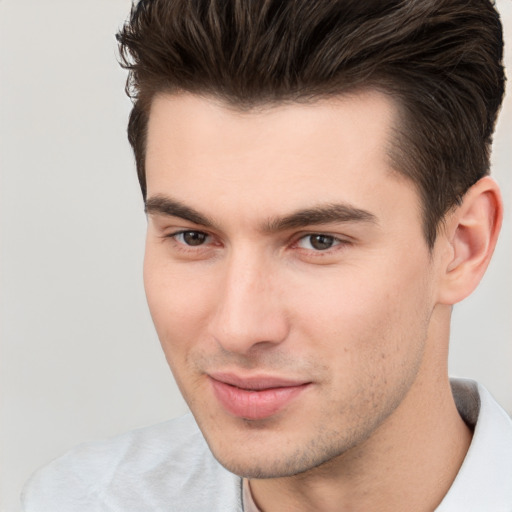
117;0;505;247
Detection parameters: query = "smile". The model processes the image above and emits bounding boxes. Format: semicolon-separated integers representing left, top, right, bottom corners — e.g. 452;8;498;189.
208;373;311;420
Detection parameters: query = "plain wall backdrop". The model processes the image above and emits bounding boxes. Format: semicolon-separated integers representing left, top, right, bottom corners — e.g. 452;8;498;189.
1;1;510;511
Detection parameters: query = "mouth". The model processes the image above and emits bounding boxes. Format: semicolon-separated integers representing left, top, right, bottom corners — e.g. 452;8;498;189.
208;372;311;421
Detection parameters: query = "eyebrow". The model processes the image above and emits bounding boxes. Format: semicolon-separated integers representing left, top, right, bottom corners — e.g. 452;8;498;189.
145;196;216;228
145;195;377;232
263;204;377;232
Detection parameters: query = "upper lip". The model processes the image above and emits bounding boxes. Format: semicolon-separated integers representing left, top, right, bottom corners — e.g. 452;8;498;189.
208;372;310;390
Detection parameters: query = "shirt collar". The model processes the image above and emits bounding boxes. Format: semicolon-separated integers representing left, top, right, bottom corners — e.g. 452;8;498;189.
435;379;512;511
242;477;262;512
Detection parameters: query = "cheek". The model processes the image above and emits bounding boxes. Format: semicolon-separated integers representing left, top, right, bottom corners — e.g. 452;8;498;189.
143;257;221;408
290;256;433;370
143;250;215;357
289;267;432;431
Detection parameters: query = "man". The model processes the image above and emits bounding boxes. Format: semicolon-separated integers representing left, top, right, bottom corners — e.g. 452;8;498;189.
22;0;511;510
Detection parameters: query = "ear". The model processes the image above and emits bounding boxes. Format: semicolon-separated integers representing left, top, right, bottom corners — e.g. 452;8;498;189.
436;176;503;305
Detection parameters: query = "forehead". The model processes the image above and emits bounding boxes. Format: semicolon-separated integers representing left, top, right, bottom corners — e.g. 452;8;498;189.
144;91;418;225
146;91;397;163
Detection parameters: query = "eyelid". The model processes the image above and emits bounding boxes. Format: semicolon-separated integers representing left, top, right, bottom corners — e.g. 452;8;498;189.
289;232;353;261
293;231;351;244
296;234;341;249
164;227;352;255
168;228;213;245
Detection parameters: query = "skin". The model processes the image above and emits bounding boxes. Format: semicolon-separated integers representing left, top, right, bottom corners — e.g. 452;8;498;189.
143;91;500;511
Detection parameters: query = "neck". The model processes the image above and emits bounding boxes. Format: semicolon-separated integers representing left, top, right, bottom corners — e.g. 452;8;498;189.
249;310;472;512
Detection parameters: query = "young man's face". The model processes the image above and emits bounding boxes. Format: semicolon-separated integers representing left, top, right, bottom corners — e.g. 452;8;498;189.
143;91;443;478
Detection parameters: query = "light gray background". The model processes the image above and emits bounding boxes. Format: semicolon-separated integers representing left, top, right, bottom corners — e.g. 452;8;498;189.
0;1;510;511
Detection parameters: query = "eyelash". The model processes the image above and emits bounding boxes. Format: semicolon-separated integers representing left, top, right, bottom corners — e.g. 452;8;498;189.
171;230;212;246
167;229;350;256
166;230;217;257
294;234;345;251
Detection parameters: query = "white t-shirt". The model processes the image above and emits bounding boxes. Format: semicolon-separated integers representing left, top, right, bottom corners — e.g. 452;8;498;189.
22;379;512;511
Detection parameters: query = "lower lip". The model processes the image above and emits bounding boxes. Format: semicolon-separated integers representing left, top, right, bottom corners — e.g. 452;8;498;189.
210;378;310;420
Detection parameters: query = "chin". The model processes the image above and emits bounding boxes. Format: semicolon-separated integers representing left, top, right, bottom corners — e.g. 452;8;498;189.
214;454;309;479
203;428;349;479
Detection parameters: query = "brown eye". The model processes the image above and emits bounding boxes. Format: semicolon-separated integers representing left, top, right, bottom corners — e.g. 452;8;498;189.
176;231;209;246
298;234;338;251
309;235;335;250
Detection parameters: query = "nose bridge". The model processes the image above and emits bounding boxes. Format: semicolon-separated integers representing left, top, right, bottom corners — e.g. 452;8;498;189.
211;246;288;353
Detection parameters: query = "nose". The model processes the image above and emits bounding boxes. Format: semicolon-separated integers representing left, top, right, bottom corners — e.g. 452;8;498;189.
209;251;290;355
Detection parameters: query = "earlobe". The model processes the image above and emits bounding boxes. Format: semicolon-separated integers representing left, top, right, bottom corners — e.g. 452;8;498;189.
437;176;503;305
